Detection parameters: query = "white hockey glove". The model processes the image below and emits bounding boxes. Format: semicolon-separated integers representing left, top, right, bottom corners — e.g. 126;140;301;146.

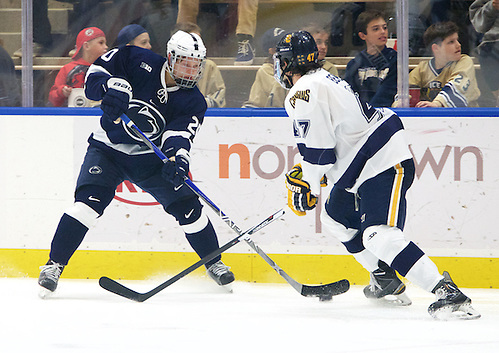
285;164;326;216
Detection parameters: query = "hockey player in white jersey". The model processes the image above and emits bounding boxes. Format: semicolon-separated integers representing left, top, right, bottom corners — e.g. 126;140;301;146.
274;30;480;320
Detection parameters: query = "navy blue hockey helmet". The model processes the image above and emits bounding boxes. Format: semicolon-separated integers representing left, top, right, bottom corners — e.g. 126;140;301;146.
273;31;319;89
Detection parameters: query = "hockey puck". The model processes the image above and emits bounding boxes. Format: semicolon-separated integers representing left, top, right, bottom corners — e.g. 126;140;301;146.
319;295;333;302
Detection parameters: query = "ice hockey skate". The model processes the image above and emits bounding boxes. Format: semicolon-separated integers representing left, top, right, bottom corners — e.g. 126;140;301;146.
206;260;235;287
363;261;412;306
38;259;65;298
428;271;480;320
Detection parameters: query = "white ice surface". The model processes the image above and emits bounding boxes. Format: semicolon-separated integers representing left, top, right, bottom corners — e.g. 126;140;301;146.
2;277;499;353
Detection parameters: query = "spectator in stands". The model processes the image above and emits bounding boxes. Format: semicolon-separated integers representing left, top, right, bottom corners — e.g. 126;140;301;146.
330;2;366;48
172;22;226;108
233;0;259;65
13;0;52;57
48;27;108;107
116;24;152;50
344;10;397;107
470;0;499;107
243;24;339;108
0;42;20;106
176;0;259;65
242;27;288;108
396;21;480;107
301;23;339;76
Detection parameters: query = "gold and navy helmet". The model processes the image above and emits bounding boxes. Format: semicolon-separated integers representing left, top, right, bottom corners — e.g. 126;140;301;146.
273;31;319;89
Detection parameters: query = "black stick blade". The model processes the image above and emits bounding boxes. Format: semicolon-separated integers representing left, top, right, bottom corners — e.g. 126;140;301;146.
99;277;144;302
301;279;350;298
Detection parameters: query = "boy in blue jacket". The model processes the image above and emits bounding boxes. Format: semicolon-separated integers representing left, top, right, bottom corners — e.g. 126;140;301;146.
344;10;397;107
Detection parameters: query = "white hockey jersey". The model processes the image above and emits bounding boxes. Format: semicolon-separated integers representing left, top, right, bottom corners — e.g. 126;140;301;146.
284;68;413;194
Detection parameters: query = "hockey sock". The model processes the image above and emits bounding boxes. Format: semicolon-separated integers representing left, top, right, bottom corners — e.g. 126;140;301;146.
404;254;444;292
353;249;380;273
185;221;221;267
49;213;89;265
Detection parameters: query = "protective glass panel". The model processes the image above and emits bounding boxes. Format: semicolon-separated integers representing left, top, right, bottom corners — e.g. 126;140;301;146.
14;0;496;108
406;0;494;108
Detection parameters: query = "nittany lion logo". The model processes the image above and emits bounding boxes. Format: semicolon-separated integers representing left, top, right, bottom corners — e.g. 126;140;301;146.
124;99;166;143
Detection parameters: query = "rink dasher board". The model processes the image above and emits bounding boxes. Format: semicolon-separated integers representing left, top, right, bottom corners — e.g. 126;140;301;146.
0;108;498;285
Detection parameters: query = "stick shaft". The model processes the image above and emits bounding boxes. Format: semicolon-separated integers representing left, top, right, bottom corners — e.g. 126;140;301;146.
115;115;348;299
99;115;286;301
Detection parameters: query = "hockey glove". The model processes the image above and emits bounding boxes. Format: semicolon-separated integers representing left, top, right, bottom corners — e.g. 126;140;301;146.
285;164;319;216
162;149;190;187
101;77;133;122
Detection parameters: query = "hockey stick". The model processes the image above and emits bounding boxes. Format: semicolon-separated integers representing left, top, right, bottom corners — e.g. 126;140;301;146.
109;115;350;300
243;237;349;300
99;208;284;302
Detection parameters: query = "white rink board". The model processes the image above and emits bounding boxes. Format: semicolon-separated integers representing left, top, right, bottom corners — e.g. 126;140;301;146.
1;111;498;257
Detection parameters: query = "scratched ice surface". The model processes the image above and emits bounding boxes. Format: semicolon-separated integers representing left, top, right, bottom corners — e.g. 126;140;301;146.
2;278;498;352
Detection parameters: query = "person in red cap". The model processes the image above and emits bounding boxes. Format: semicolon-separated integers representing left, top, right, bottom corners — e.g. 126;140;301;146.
48;27;108;107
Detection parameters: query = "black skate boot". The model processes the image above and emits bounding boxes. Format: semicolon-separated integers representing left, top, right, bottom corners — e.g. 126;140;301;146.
363;261;412;306
428;271;480;320
38;259;65;298
206;260;235;286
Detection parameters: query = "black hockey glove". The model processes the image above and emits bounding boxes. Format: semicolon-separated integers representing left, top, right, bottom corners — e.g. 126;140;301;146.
162;149;190;187
101;77;132;122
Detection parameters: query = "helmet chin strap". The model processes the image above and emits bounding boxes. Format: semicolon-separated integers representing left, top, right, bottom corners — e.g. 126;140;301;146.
165;54;177;87
165;71;176;87
283;74;294;89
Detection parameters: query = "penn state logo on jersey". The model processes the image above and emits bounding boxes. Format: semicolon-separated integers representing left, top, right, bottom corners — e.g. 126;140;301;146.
124;99;166;143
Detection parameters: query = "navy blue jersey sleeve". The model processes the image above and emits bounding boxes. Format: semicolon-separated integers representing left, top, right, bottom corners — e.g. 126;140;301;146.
84;49;122;101
369;48;397;107
343;48;397;108
85;47;164;101
343;56;361;93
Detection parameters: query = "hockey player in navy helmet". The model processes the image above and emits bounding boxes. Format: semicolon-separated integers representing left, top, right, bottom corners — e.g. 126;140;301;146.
275;31;479;320
38;30;235;297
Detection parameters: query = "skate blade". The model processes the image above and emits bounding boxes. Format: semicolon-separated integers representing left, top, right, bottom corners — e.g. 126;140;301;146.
370;292;412;306
218;282;233;294
38;287;55;299
431;303;481;321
